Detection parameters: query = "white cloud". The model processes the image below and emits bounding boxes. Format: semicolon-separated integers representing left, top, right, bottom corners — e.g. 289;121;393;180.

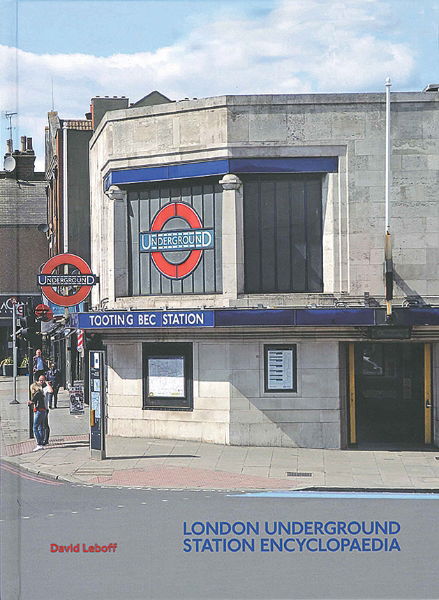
0;0;416;169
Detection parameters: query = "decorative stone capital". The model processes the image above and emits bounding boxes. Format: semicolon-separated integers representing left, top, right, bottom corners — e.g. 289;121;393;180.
104;185;126;202
219;173;242;191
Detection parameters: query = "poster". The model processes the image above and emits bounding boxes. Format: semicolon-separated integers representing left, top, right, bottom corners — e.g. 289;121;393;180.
148;357;185;397
69;384;85;415
1;1;439;600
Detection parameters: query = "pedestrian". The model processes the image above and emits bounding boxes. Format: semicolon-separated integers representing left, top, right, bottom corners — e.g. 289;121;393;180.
29;375;52;451
46;361;61;408
32;349;48;381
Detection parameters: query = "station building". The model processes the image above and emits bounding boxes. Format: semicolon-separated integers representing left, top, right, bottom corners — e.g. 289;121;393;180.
80;89;439;449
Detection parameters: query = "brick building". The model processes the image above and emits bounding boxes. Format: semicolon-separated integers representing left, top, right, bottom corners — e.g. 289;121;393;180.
0;137;47;360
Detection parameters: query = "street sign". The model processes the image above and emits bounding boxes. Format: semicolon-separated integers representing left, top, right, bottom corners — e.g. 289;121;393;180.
34;303;54;322
37;253;98;307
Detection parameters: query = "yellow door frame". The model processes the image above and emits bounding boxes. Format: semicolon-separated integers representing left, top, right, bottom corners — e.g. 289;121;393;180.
348;342;432;446
424;343;432;445
348;343;356;445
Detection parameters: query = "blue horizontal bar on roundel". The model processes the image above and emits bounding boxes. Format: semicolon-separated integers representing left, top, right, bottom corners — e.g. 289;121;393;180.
139;229;214;252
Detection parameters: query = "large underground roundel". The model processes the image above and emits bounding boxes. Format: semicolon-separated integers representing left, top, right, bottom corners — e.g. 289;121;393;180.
149;203;209;279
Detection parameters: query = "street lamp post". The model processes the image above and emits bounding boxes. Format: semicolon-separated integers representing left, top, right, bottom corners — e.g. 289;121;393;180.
10;302;19;404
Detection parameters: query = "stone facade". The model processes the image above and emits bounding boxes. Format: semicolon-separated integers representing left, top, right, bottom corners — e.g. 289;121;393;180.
88;91;439;448
105;337;341;448
91;93;439;309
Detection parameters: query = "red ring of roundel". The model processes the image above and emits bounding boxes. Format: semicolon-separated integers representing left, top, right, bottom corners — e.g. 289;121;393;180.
40;253;93;307
150;203;204;279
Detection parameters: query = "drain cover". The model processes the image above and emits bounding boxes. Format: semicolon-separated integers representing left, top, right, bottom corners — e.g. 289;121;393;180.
286;472;313;477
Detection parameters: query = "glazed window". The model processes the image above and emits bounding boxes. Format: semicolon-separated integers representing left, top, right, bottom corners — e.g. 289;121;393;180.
264;345;297;393
143;343;193;410
243;175;323;293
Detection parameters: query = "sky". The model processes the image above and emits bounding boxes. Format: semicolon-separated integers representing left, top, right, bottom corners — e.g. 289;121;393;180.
0;0;438;171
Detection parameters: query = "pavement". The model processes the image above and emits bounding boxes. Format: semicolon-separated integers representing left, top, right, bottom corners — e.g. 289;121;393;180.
1;376;439;491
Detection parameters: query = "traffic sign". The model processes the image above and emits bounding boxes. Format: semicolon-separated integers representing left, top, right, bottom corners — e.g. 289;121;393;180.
37;253;98;307
34;303;54;322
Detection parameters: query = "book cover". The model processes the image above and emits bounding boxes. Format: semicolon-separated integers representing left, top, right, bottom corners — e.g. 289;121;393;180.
1;1;439;599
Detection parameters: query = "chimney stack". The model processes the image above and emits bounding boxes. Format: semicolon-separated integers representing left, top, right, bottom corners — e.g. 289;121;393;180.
3;136;36;179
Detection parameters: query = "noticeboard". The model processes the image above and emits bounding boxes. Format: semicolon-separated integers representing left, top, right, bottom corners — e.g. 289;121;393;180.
264;345;297;393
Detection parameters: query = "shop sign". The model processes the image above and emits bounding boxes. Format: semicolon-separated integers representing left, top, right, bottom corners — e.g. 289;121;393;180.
0;296;26;317
139;203;215;279
71;310;215;329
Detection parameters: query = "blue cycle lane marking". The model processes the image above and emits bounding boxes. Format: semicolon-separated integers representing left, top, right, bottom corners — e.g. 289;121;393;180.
230;491;439;500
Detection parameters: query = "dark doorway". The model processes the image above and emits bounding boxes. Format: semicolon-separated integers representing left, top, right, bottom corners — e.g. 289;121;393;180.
355;343;424;446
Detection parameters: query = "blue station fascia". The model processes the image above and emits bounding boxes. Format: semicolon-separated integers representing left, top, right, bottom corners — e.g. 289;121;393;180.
70;308;439;330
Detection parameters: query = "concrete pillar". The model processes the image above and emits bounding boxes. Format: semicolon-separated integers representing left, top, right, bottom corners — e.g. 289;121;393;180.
219;174;244;299
104;185;128;304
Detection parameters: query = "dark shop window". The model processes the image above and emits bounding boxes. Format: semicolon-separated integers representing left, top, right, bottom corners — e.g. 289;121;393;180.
243;175;323;293
143;343;193;410
264;345;297;393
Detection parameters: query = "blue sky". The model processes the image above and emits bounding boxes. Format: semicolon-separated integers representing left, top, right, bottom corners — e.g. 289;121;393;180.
0;0;438;169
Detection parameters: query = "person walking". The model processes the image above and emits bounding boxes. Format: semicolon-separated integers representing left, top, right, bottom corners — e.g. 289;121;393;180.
32;349;48;381
46;361;61;408
29;375;52;451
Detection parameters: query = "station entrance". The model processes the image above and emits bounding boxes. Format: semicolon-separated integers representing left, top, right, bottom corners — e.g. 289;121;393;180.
348;342;432;447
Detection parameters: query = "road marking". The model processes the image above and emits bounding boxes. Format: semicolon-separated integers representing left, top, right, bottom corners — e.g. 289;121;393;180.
162;499;168;502
22;516;30;519
0;462;62;486
71;511;78;514
231;491;439;500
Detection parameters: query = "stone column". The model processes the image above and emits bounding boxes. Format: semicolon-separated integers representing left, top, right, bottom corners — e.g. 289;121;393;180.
104;185;128;304
219;174;244;299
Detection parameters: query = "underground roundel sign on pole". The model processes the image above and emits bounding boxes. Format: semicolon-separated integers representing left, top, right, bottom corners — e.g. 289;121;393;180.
37;253;98;307
139;203;214;279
